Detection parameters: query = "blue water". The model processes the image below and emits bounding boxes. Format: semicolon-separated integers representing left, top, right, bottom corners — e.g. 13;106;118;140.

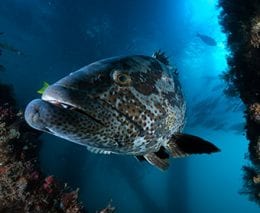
0;0;259;212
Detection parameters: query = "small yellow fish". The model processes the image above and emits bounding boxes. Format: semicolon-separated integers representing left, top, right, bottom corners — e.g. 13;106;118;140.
37;82;49;94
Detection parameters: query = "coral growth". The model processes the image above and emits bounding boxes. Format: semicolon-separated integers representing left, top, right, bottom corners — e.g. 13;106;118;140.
0;106;20;145
240;166;260;205
0;84;85;212
251;16;260;48
218;0;260;205
249;103;260;124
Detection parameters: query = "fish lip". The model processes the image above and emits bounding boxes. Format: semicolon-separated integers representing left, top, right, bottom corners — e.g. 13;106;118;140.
42;94;105;126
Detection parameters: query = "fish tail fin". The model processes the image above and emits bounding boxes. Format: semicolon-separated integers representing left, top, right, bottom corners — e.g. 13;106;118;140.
164;133;220;158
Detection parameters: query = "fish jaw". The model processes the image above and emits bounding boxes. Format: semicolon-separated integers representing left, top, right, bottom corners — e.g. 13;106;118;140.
25;83;144;152
24;98;105;146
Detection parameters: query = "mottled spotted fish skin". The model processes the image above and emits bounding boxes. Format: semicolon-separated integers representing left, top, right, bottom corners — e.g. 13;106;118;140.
25;54;219;170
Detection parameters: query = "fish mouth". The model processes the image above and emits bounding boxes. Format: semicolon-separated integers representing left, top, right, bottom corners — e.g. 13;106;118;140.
41;84;105;126
42;97;105;126
25;84;106;135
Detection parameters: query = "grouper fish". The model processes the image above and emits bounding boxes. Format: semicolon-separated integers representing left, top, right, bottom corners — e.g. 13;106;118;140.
25;51;220;170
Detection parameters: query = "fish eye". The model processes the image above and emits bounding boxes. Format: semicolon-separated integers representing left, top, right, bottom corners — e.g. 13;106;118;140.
112;70;131;86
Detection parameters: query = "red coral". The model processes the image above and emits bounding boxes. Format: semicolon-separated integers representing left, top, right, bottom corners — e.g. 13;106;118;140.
0;166;7;175
43;175;55;193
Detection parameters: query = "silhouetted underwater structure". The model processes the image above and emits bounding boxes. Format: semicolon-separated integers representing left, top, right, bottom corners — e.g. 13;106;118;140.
218;0;260;205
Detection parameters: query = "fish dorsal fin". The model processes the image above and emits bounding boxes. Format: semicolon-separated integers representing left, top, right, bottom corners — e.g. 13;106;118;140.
152;50;170;66
86;145;111;154
164;133;220;158
143;152;169;171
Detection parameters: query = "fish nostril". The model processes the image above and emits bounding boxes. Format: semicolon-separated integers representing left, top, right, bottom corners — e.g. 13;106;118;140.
34;107;39;113
32;111;40;123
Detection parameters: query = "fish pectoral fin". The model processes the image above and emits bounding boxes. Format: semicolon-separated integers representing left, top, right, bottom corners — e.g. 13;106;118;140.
143;152;169;171
164;133;220;158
